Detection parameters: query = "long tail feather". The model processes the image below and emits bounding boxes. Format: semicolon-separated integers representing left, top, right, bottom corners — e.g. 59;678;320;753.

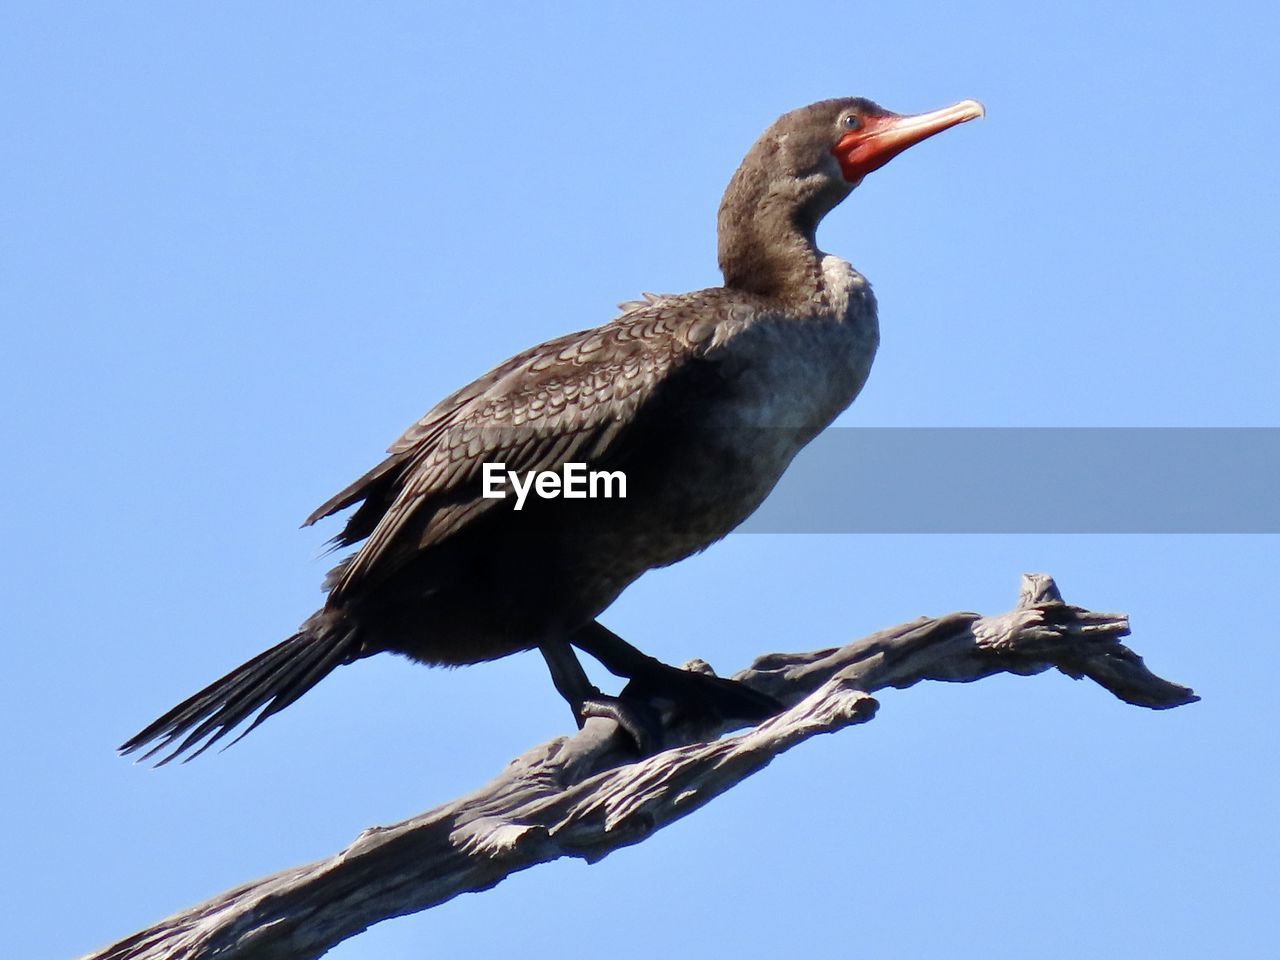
119;613;358;766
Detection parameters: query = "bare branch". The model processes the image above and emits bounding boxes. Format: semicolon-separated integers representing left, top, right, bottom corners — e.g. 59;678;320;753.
82;574;1197;960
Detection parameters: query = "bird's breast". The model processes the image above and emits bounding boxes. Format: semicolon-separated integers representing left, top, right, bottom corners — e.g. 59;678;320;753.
622;258;879;560
708;256;879;442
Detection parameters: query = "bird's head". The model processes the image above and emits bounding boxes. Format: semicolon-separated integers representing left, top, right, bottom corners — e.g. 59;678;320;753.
718;96;983;291
825;97;985;188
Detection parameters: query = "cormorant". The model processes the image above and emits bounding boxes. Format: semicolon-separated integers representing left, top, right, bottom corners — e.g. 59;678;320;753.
120;96;983;764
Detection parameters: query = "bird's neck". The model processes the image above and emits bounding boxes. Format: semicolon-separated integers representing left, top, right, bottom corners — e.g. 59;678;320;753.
716;166;847;305
717;211;825;304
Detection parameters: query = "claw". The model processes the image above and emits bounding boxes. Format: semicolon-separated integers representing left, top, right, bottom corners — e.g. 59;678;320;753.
580;695;664;755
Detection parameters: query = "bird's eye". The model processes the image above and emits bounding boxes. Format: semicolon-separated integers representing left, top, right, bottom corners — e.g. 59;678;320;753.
842;114;860;131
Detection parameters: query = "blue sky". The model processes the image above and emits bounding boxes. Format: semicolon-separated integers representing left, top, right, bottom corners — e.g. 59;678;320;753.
3;2;1276;958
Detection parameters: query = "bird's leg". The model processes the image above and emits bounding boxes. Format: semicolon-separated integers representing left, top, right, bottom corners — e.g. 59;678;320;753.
538;638;662;755
538;638;595;716
569;621;781;724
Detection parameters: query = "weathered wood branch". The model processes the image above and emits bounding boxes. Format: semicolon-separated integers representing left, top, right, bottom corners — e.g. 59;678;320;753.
83;573;1196;960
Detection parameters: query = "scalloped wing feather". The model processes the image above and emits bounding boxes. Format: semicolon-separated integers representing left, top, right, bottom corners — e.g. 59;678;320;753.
321;292;744;599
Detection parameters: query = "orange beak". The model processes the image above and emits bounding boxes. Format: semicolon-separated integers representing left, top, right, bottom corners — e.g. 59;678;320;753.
834;99;985;184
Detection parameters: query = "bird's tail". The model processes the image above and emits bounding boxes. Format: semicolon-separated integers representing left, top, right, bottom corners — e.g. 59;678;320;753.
118;611;360;766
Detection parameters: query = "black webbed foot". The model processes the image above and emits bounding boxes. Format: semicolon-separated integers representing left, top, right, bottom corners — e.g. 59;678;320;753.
546;627;783;757
568;620;783;735
621;663;782;728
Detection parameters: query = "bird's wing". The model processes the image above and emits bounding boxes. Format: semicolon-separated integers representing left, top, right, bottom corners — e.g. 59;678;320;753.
308;292;743;599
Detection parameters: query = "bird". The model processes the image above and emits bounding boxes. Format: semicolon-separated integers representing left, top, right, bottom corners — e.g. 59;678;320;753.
120;96;984;764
